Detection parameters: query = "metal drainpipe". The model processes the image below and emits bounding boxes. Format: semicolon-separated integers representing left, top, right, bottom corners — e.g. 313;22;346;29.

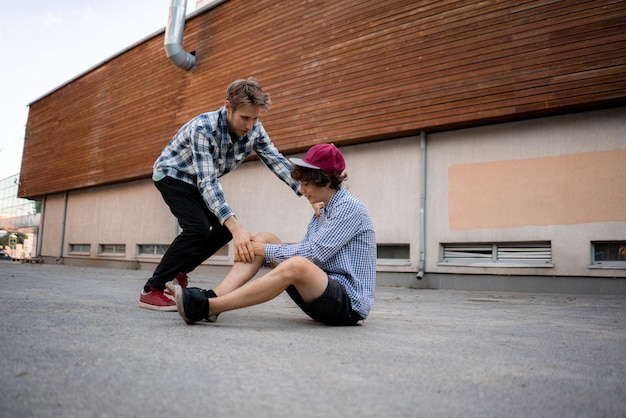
416;131;427;279
56;192;68;263
164;0;196;70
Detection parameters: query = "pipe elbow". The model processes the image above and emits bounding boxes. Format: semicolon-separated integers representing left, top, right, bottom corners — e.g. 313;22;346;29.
164;43;195;70
164;0;195;71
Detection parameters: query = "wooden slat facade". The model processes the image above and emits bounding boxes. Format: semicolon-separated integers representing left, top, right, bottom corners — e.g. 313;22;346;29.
19;0;626;198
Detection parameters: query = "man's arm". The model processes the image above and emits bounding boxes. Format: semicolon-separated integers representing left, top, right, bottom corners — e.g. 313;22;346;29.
189;120;257;262
225;216;255;263
253;126;301;195
234;231;282;263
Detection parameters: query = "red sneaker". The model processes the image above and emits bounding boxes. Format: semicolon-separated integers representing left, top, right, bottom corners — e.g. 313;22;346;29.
139;287;177;311
165;272;188;297
173;272;188;288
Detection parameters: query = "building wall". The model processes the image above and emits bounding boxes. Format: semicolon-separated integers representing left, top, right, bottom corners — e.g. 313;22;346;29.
40;140;423;272
40;194;65;260
41;181;177;267
221;137;423;270
38;107;625;288
427;107;626;278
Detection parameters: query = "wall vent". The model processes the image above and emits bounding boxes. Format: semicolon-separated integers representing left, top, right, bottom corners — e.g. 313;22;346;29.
441;242;552;267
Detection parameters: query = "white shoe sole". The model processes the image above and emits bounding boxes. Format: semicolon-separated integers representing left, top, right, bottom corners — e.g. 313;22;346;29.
174;285;195;324
138;301;177;312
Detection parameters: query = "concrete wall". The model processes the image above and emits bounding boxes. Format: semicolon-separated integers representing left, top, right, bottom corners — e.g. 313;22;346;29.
41;181;177;267
40;194;65;260
427;107;626;278
221;137;423;272
37;107;626;290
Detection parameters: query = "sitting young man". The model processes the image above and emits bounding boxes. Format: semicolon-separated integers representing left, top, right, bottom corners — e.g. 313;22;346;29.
171;143;377;326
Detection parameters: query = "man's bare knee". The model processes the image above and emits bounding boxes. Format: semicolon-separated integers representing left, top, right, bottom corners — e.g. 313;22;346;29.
280;256;314;275
254;231;282;244
279;256;328;299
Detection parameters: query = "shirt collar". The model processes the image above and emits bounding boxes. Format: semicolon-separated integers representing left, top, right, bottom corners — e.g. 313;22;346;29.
217;107;234;145
323;187;345;216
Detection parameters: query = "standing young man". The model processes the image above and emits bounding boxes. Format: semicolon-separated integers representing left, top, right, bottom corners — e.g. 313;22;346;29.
172;143;377;326
139;77;300;311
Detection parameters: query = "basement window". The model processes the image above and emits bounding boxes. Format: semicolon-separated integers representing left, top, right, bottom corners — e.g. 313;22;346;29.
68;243;91;255
99;244;126;256
440;241;553;267
377;244;410;266
137;244;169;256
590;241;626;269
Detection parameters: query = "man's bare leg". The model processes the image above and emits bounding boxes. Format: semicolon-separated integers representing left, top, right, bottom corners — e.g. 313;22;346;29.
212;232;283;296
208;256;328;318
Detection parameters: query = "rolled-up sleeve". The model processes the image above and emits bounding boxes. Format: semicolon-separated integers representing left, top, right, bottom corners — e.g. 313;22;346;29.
254;126;300;195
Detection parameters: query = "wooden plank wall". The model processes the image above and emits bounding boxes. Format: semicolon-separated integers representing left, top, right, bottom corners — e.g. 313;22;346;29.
19;0;626;198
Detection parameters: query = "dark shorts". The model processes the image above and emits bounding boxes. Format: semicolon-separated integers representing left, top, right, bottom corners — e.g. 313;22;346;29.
286;278;363;326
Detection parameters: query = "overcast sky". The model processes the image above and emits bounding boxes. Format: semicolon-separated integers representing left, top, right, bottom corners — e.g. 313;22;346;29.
0;0;196;180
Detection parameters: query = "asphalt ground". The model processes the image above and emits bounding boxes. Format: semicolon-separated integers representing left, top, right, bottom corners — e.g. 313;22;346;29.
1;261;625;418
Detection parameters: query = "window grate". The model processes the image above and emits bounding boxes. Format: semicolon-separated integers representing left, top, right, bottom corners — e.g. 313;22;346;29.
99;244;126;256
497;245;552;261
441;242;552;267
443;244;494;262
68;243;91;255
137;244;169;256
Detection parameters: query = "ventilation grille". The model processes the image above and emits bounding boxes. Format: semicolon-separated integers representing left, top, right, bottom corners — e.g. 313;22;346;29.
442;242;552;267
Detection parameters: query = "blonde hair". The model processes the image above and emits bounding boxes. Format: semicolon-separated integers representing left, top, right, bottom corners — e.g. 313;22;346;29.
226;77;271;111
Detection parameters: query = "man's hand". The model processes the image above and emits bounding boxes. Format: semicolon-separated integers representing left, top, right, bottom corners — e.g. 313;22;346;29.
234;238;266;262
250;240;266;257
312;201;325;219
225;216;255;263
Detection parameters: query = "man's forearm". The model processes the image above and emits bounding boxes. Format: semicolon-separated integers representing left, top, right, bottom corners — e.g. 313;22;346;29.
223;215;241;234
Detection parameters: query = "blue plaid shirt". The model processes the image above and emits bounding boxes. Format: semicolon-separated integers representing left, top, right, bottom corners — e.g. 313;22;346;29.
264;188;377;318
153;107;300;223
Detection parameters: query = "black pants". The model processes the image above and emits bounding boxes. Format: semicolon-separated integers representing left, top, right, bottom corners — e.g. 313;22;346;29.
144;176;232;292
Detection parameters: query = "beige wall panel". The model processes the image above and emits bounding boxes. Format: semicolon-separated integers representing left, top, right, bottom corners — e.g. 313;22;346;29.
38;107;624;279
64;180;175;259
340;139;421;244
427;107;626;277
222;138;422;270
449;149;626;229
40;194;67;258
344;139;422;271
219;161;311;245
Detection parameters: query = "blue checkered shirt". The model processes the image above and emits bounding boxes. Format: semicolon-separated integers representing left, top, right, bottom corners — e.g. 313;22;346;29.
153;107;300;223
264;187;377;318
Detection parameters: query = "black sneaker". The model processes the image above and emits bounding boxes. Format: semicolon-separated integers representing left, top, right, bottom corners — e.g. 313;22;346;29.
166;284;219;322
175;285;210;324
